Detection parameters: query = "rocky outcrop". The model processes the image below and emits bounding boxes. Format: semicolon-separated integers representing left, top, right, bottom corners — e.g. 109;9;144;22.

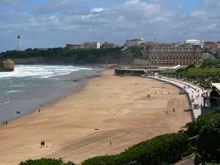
0;59;15;72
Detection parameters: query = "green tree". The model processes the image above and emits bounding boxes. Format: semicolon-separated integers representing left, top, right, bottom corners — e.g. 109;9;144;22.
19;158;75;165
197;114;220;163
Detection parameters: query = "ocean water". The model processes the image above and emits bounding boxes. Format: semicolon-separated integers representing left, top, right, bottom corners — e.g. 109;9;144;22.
0;65;102;124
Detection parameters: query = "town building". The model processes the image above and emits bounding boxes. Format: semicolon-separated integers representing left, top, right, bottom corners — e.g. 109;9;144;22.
124;38;144;47
101;42;119;48
66;44;84;49
185;39;203;48
204;42;220;55
83;41;100;49
140;42;169;47
142;44;203;66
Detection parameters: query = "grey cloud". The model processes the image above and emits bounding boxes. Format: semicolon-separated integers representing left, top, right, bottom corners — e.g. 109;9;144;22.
1;0;220;52
32;0;89;15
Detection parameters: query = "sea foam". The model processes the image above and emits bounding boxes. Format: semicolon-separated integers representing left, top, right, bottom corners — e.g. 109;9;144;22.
0;65;92;78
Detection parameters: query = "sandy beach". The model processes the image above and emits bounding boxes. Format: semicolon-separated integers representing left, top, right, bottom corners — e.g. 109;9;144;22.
0;70;191;164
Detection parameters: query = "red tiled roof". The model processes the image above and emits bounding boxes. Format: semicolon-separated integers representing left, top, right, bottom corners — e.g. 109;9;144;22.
103;42;115;45
204;43;220;48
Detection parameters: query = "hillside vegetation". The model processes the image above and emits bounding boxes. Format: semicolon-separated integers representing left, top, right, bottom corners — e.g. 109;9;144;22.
0;48;123;64
160;60;220;88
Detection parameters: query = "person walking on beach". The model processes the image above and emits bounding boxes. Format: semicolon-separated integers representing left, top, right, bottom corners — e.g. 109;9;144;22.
110;140;112;146
41;141;45;147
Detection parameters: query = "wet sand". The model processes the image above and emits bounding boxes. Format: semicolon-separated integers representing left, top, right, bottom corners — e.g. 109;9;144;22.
0;70;191;164
0;69;102;124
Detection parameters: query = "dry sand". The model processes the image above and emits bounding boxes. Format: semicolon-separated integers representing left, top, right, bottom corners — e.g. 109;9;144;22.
0;70;191;165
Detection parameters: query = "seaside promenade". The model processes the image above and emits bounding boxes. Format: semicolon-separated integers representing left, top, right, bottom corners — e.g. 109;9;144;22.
149;75;206;120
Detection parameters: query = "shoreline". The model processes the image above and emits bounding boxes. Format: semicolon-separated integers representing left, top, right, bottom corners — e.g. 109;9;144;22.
0;68;104;125
0;70;192;164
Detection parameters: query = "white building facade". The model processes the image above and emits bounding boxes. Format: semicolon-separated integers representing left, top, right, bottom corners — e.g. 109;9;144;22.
124;38;144;47
83;41;100;49
185;39;203;48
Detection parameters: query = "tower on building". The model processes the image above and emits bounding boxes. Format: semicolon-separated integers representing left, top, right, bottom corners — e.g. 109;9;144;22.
17;34;20;51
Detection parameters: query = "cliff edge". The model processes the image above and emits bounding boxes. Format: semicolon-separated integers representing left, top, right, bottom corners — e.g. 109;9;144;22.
0;59;15;72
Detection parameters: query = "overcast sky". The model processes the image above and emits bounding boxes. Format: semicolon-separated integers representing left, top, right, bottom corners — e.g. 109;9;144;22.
0;0;219;52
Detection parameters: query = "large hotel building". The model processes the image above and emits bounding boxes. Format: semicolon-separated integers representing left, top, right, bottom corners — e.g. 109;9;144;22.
142;44;203;66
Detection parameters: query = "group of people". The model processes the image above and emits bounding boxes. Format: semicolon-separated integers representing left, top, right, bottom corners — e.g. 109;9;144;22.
2;120;7;125
165;108;175;114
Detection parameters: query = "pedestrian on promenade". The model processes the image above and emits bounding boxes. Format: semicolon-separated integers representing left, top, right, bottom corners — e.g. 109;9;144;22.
210;86;219;107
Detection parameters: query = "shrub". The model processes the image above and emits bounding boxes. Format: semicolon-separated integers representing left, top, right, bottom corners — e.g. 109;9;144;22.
197;114;220;163
19;158;75;165
186;111;220;137
182;145;194;158
186;64;196;69
82;133;189;165
129;46;143;59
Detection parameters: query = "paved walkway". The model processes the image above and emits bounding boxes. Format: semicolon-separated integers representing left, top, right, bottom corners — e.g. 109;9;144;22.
149;76;207;120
